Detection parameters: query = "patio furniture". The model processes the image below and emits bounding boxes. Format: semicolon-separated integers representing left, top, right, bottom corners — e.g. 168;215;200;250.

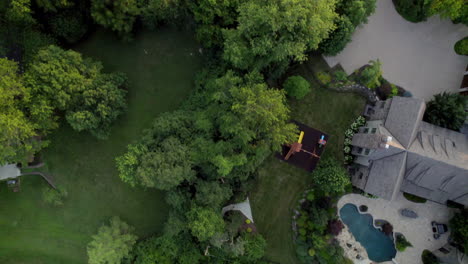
431;221;448;239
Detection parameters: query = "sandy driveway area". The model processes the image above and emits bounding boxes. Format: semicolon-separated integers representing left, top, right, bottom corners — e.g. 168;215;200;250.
324;0;468;101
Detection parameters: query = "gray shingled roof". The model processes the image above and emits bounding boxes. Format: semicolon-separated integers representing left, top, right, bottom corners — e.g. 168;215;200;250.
355;97;468;205
364;152;407;200
384;97;426;149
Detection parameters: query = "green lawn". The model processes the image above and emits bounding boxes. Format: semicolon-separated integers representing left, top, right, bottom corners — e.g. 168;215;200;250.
0;27;202;264
250;55;366;264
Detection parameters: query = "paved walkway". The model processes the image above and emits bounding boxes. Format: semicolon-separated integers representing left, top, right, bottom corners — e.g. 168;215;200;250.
324;0;468;101
338;193;458;264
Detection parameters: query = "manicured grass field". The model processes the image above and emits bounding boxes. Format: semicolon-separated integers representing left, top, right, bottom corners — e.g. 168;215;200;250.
0;27;202;264
251;55;366;264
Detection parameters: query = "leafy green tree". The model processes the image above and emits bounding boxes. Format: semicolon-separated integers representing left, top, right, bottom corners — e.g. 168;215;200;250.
91;0;141;38
195;180;233;208
35;0;71;12
358;59;382;89
49;9;89;44
189;0;245;47
283;76;311;99
342;0;376;26
424;92;467;131
223;0;337;73
243;234;267;262
311;158;350;195
87;216;137;264
116;110;195;187
449;209;468;253
142;0;187;29
429;0;466;21
192;71;297;177
187;207;225;241
65;73;127;139
0;58;43;164
319;16;354;56
454;37;468;55
25;45;101;111
136;137;195;190
25;45;127;137
4;0;35;24
393;0;431;22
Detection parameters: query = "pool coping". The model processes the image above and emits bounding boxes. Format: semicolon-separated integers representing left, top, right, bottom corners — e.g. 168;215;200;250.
338;202;398;264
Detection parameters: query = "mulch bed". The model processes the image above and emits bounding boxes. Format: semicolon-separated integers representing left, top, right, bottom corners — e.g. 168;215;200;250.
276;121;329;172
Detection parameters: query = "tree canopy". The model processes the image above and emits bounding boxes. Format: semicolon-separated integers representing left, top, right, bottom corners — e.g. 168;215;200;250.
25;45;128;138
223;0;337;73
424;92;467;131
311;158;350;195
0;58;43;164
87;216;138;264
91;0;141;38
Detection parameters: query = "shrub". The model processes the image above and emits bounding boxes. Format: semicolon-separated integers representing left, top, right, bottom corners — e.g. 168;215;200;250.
311;158;350;195
396;234;412;252
333;70;348;82
358;60;382;89
422;250;440;264
327;219;344;236
393;0;430;22
382;223;393;235
315;71;332;86
319;16;355;56
403;192;427;203
343;116;366;164
42;187;68;206
424;92;467;131
283;76;311;99
449;209;468;253
454;37;468;55
359;205;368;212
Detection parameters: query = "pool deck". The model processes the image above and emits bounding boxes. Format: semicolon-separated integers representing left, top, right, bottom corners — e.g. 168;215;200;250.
338;193;458;264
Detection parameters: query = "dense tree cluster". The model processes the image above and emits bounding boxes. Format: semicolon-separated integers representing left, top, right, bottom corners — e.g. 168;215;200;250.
424;92;467;131
295;188;352;264
0;45;127;164
116;70;295;262
394;0;467;24
0;0;373;263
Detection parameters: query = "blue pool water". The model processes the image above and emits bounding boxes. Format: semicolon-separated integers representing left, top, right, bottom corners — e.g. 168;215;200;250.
340;203;397;262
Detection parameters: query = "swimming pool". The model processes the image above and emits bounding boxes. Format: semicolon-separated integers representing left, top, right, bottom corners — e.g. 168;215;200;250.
340;203;397;262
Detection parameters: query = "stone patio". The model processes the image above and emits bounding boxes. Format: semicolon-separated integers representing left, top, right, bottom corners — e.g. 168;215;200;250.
338;193;458;264
324;0;468;101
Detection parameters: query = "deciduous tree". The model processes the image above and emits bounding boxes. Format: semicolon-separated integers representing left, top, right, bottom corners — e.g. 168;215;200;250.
223;0;337;73
91;0;141;38
424;92;467;131
311;158;350;195
87;216;137;264
187;207;225;241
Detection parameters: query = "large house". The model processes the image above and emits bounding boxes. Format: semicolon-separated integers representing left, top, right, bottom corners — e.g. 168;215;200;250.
350;96;468;206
